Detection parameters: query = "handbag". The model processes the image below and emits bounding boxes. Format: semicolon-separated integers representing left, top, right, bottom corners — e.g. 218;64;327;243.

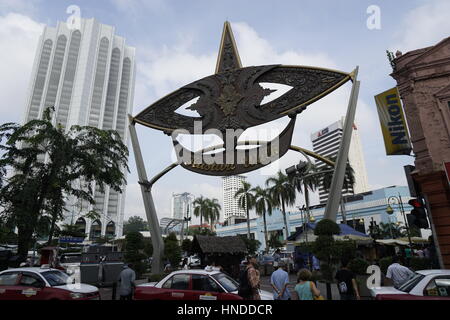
310;281;325;300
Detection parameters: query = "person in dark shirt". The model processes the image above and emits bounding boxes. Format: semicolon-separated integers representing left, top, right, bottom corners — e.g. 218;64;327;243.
335;259;360;300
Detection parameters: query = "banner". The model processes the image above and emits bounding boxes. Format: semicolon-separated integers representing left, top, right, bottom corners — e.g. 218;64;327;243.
374;87;412;155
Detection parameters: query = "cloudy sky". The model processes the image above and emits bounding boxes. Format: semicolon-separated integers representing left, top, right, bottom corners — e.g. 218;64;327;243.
1;0;450;224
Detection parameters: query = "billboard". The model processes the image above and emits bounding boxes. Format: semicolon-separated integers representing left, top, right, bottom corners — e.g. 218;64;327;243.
374;87;412;155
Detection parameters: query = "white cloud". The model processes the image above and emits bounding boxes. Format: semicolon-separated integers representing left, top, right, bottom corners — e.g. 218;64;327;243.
0;13;44;122
394;0;450;52
0;0;40;15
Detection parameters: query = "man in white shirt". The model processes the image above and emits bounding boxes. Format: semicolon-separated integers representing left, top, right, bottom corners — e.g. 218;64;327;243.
386;256;414;288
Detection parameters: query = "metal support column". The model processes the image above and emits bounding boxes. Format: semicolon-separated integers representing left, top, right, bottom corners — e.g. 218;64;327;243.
324;67;361;221
128;120;165;274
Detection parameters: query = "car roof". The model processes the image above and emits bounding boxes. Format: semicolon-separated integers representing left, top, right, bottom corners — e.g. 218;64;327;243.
0;267;60;274
416;269;450;276
168;269;222;276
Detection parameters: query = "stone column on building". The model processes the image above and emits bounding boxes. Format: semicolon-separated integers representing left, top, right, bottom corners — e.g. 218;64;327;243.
391;38;450;268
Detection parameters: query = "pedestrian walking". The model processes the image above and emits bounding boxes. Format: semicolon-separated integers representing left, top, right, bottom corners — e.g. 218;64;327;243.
238;255;261;300
273;249;281;268
386;255;414;288
181;258;189;270
117;263;136;301
335;260;361;300
294;269;321;300
270;261;291;300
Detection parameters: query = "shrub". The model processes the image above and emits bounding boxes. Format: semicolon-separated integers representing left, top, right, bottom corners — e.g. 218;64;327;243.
349;258;370;275
314;219;340;236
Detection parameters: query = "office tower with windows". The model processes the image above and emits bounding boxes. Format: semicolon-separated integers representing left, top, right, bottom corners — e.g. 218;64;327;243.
222;175;247;224
311;118;369;204
172;193;194;221
22;18;136;238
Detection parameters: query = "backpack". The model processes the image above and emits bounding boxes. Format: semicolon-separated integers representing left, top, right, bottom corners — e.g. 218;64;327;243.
238;268;252;298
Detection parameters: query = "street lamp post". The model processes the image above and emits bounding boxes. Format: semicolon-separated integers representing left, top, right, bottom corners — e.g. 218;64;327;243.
386;194;412;246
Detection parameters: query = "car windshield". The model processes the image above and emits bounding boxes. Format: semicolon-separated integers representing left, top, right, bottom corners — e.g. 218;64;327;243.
41;270;70;287
212;273;239;292
397;273;425;292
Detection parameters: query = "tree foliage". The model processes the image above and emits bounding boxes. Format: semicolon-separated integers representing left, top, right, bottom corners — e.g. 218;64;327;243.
123;216;149;235
164;232;181;268
235;181;255;239
238;235;261;255
0;107;129;258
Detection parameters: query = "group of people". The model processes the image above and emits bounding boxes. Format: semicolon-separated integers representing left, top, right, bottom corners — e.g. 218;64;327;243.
238;252;417;300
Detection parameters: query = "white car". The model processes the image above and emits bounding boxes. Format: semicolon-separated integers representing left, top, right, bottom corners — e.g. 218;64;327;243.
370;269;450;300
135;269;273;300
0;267;100;300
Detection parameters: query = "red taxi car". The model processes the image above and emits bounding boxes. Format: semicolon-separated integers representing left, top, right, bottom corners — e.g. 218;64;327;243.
0;267;100;300
134;269;273;300
370;270;450;300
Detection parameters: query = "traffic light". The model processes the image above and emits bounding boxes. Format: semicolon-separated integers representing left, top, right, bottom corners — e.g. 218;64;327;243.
407;199;429;229
285;161;308;180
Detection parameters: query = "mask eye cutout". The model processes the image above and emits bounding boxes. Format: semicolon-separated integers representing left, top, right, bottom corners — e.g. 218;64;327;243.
259;83;293;105
174;96;201;117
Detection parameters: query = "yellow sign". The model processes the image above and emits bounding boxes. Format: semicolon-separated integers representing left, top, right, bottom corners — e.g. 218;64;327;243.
374;87;412;155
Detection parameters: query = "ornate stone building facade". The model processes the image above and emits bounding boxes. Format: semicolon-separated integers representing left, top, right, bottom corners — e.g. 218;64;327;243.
391;37;450;268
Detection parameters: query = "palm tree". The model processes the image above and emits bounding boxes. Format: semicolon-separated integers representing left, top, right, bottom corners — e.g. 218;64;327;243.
193;196;209;230
234;181;255;239
206;198;221;231
252;186;273;252
266;171;296;240
290;163;321;221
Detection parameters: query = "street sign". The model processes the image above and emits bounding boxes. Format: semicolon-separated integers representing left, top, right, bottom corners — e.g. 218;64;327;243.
59;236;84;244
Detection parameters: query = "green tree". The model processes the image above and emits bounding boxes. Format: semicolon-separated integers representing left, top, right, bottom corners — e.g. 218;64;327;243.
252;186;273;253
234;181;255;239
193;196;209;230
205;198;221;232
123;216;149;235
238;235;261;255
0;107;129;258
290;163;321;221
124;231;147;277
312;219;341;300
181;238;193;255
268;234;283;250
266;171;296;240
164;233;181;269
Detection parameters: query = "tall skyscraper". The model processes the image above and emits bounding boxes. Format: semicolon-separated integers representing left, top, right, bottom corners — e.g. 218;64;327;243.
222;175;247;224
172;193;194;221
311;118;369;204
22;18;136;238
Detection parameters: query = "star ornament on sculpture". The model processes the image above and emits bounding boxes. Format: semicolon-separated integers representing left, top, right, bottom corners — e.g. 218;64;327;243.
133;22;354;176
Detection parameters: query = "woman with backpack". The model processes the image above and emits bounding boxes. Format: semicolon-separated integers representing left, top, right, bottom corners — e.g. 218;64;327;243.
294;269;321;300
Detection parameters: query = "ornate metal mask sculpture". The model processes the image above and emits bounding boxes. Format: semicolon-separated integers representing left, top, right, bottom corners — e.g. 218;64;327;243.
133;22;353;176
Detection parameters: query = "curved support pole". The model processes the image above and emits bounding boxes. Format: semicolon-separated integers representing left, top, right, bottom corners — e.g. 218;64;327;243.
289;145;335;167
149;163;179;187
128;118;165;274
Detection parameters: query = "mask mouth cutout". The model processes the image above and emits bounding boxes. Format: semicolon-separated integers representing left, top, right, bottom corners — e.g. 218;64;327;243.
171;117;296;176
172;116;290;156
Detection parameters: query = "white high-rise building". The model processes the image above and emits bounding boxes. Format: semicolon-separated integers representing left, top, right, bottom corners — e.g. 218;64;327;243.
222;176;247;224
22;18;136;239
172;193;194;221
311;118;369;204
